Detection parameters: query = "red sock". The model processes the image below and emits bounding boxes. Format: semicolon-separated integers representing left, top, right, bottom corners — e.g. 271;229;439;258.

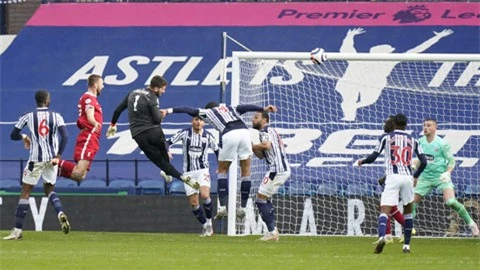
58;159;75;179
390;206;405;227
386;217;392;235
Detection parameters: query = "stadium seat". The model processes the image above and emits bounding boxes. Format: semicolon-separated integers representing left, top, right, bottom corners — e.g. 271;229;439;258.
345;183;372;196
138;180;165;195
169;180;186;195
0;179;21;189
80;180;107;188
137;161;160;181
315;182;338;196
109;179;136;188
108;162;136;181
287;182;313;196
55;180;78;188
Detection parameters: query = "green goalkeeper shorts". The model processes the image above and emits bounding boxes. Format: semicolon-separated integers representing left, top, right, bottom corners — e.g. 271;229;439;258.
415;178;455;198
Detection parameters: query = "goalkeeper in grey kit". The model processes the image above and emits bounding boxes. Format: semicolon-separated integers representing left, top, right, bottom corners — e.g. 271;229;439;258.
106;75;199;190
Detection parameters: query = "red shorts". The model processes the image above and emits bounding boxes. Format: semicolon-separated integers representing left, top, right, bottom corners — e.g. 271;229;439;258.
73;130;100;168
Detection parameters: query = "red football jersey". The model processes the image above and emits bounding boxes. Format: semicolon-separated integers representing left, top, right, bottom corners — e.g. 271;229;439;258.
76;92;103;135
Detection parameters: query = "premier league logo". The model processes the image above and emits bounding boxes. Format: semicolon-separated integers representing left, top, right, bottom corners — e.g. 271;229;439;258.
393;5;432;24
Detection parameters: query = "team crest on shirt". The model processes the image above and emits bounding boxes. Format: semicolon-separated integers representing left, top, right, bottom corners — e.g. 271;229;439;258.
189;146;202;157
85;98;91;104
434;147;439;152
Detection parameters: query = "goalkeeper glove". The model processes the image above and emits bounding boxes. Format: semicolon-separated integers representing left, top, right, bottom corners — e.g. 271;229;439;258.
310;47;327;65
440;171;451;183
106;124;117;138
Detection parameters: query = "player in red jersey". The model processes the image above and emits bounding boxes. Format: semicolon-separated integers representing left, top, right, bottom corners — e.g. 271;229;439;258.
57;74;104;182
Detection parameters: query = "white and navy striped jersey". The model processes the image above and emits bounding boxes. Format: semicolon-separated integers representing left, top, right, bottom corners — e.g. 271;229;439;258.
167;128;219;172
14;108;66;162
198;105;246;134
172;104;264;135
259;126;289;173
364;130;425;177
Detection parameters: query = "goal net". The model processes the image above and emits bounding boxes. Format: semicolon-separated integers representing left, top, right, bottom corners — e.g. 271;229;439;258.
227;51;480;237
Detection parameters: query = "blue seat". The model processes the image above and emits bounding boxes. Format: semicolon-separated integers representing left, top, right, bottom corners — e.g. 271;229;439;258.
55;180;78;188
137;161;160;181
315;182;338;196
82;161;106;181
109;179;135;188
108;162;136;181
80;180;107;188
169;180;186;195
0;180;21;189
138;180;165;195
345;183;372;196
287;182;313;195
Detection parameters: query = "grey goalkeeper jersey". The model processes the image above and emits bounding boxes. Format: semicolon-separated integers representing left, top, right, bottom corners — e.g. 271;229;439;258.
111;88;164;138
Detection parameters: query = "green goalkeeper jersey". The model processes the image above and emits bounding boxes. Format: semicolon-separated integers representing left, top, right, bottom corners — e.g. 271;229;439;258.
418;135;455;180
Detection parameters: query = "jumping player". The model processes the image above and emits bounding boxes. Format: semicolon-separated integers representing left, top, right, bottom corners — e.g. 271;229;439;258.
57;74;104;182
162;102;277;219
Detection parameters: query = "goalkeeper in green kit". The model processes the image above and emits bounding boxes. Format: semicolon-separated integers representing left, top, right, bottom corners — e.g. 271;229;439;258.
413;118;479;237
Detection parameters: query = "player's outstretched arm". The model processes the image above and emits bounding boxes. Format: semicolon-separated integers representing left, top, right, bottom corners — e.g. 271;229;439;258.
263;105;277;113
107;94;129;137
236;104;277;115
165;106;200;117
358;151;380;166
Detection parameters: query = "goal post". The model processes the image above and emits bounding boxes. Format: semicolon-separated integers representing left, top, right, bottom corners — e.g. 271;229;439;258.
228;51;480;237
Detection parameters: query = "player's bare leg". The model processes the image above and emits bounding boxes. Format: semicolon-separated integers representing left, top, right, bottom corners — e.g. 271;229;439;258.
44;183;70;234
3;183;33;240
443;188;479;237
215;161;231;219
237;158;251;219
257;193;279;242
70;160;90;182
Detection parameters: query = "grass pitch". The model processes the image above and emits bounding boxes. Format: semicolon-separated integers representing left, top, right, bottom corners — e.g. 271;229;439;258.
0;231;478;270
